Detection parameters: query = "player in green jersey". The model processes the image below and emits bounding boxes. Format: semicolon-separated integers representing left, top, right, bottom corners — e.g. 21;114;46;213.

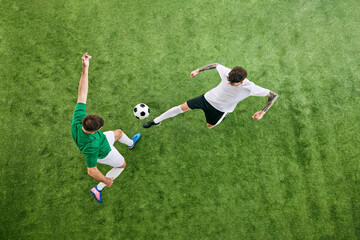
71;53;141;203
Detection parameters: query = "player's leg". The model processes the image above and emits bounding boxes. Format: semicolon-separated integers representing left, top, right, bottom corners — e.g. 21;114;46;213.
179;102;191;112
91;146;126;203
154;102;191;123
112;129;141;149
96;152;126;191
153;103;189;123
143;103;190;128
143;95;206;128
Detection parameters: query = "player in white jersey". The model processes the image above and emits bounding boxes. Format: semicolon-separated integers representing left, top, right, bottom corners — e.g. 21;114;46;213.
143;63;278;129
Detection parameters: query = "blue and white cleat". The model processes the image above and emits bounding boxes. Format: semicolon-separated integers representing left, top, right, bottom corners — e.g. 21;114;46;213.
90;186;103;203
128;133;141;149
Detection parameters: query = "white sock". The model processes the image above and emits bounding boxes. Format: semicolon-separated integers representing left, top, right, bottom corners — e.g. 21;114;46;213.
154;106;183;124
97;167;124;191
118;132;133;146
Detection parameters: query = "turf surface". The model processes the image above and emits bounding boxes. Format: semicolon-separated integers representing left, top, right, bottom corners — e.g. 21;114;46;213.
1;0;359;239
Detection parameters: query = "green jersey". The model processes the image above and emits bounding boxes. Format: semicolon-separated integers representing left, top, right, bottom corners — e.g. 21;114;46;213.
71;103;111;168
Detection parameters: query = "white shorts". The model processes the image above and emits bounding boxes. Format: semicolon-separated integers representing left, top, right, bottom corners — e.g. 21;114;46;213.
97;131;125;167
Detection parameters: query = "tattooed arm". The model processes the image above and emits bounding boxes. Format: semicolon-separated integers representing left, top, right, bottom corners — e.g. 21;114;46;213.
262;91;278;113
252;91;279;120
190;63;219;78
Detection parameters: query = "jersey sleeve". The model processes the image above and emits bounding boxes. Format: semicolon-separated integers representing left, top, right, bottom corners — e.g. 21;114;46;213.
249;82;270;97
72;103;87;126
216;64;231;82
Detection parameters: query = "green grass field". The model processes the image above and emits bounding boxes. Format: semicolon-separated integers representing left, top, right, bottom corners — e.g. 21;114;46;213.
1;0;360;239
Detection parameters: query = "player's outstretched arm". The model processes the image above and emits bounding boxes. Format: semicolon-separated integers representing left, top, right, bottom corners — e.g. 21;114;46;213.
252;91;279;120
87;167;113;187
190;63;219;78
77;53;92;104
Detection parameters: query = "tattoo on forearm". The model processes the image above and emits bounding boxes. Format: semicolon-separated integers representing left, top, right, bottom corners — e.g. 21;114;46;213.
262;91;278;113
198;63;219;72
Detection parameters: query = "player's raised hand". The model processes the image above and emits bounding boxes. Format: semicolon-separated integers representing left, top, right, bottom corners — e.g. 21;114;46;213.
252;111;265;120
190;69;200;78
82;53;92;68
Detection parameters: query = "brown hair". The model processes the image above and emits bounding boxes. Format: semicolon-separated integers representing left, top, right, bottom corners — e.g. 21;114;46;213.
82;114;104;132
228;66;247;83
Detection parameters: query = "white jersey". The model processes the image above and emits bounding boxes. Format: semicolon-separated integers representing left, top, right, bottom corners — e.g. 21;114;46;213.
204;64;270;113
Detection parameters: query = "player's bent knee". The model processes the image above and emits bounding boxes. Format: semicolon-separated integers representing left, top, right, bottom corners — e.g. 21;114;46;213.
120;160;126;168
117;129;123;136
180;102;191;112
207;123;214;129
113;129;123;141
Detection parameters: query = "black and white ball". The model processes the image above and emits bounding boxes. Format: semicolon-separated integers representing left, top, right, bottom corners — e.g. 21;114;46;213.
133;103;150;120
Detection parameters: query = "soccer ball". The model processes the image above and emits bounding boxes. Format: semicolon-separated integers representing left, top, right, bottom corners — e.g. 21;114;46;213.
133;103;150;119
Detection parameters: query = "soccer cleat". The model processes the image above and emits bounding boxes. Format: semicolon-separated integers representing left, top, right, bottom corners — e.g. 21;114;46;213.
143;119;161;129
90;186;103;203
128;133;141;149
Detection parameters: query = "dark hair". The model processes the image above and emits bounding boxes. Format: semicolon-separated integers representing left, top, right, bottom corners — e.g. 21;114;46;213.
228;66;247;83
82;114;104;132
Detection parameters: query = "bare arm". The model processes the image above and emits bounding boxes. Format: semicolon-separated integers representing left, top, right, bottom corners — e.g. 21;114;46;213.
252;91;279;120
77;53;92;104
190;63;219;78
87;166;113;187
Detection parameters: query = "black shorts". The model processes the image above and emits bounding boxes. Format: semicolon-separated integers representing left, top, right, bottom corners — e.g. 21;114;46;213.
187;94;227;126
